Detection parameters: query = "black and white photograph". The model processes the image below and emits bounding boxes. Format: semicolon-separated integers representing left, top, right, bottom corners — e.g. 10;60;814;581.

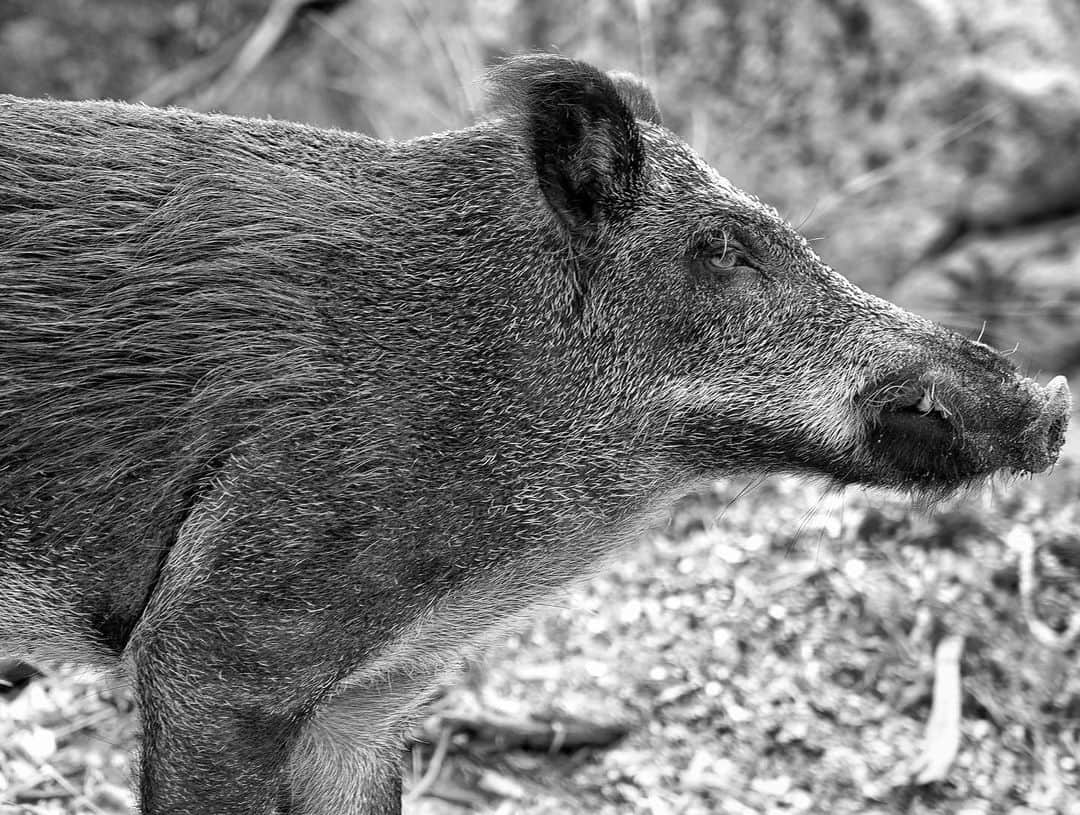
1;2;1078;813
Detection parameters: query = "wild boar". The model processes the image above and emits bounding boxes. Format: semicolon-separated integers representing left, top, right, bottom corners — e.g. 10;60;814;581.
0;54;1070;813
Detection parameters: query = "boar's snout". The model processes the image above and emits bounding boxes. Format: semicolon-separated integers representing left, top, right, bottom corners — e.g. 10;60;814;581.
1022;375;1072;473
860;363;1072;489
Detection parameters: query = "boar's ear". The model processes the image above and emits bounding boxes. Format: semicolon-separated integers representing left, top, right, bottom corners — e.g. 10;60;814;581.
489;55;649;235
607;71;663;126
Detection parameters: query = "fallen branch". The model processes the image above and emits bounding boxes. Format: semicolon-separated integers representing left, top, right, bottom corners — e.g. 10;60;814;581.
413;708;629;755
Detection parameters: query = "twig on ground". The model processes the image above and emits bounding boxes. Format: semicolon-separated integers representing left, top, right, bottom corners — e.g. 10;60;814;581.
418;709;630;755
39;763;110;815
908;634;964;785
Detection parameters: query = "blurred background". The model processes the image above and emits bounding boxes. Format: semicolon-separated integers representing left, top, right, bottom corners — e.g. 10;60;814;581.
1;2;1079;814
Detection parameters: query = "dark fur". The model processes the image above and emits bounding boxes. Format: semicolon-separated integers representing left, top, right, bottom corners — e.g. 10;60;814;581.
0;55;1070;813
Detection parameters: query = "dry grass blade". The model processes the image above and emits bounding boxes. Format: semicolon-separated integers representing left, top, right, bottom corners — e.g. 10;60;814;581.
406;725;452;803
805;101;1007;227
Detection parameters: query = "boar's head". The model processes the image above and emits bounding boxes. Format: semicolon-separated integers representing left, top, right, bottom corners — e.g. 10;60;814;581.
492;56;1072;497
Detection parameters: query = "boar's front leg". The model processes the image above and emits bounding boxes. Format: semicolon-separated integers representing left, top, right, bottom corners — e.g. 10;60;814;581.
127;487;410;814
131;632;297;813
132;635;406;814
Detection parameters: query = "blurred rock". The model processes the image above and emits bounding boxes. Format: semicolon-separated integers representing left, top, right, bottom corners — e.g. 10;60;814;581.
895;216;1080;373
926;65;1080;236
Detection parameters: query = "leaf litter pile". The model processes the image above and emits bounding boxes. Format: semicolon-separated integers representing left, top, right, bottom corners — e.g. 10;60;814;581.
3;468;1080;815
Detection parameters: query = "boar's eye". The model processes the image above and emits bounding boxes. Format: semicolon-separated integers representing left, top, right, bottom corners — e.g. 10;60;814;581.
703;239;750;274
705;250;739;272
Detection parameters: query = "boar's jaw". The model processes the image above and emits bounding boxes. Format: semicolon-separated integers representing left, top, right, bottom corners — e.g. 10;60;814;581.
858;371;1071;489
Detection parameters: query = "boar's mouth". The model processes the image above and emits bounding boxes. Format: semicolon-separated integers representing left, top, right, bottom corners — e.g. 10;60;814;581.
856;371;1071;490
